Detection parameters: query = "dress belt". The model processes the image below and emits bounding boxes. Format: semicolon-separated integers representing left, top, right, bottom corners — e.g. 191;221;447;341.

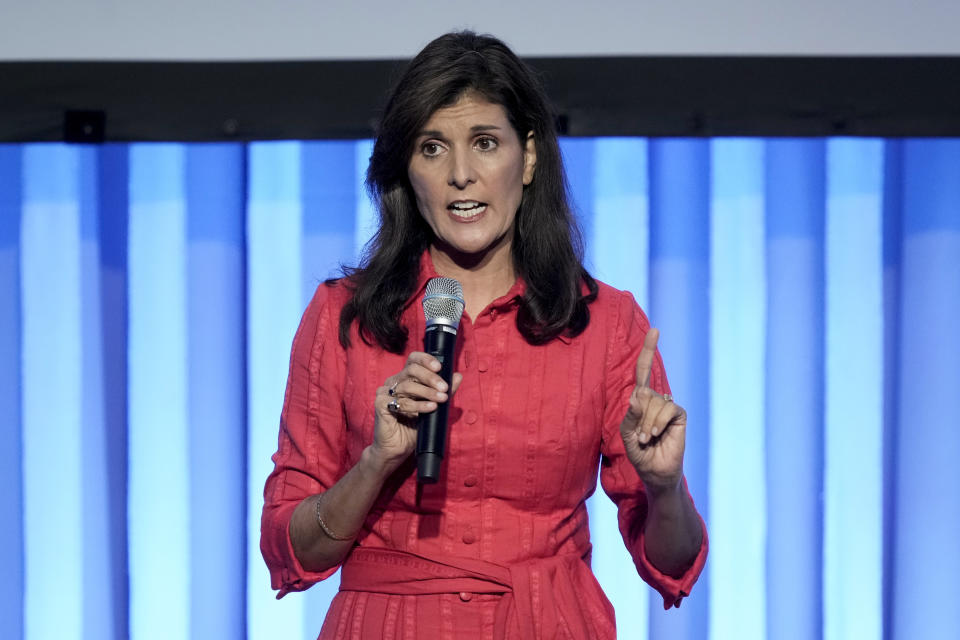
339;546;614;639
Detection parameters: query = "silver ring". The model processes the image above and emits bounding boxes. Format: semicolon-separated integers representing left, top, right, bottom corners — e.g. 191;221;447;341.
663;394;673;403
388;380;399;396
387;398;401;413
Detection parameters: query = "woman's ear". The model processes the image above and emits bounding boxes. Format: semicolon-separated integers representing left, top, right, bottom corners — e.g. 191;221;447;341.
522;131;537;185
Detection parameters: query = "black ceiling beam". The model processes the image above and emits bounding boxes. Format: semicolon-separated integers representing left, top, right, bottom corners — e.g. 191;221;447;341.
1;56;958;142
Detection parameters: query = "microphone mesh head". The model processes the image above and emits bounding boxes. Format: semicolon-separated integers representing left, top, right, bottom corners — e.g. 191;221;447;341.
422;277;465;328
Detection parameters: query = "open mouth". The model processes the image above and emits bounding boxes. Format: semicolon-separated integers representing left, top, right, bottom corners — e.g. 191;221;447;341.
447;201;487;219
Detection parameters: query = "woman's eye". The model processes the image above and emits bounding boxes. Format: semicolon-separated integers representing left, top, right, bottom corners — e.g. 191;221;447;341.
422;142;442;157
475;137;498;151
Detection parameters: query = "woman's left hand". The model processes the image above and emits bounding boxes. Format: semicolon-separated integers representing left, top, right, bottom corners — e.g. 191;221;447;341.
619;328;687;492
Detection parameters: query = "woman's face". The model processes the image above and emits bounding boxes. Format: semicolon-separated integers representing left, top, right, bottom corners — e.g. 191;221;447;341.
408;93;536;261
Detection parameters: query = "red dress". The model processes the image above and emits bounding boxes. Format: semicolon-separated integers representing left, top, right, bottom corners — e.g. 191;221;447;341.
261;254;707;639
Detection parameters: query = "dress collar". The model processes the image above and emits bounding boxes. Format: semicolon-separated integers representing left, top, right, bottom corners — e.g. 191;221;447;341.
410;249;526;313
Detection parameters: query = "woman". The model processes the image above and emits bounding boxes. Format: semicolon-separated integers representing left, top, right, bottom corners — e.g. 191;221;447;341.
261;31;707;639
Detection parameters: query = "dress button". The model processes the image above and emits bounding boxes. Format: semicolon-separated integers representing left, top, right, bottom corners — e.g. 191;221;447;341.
465;411;478;424
459;591;473;602
477;358;489;372
464;474;479;487
462;529;477;544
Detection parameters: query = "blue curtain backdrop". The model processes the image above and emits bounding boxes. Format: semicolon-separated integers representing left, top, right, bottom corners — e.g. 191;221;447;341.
1;137;959;640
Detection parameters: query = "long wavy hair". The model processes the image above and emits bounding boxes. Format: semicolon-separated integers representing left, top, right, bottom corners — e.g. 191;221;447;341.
332;31;597;353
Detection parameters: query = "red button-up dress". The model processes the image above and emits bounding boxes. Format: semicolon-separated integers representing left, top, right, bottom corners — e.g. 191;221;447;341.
261;255;707;639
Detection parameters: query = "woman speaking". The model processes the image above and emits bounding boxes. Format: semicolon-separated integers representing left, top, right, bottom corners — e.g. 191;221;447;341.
261;31;707;639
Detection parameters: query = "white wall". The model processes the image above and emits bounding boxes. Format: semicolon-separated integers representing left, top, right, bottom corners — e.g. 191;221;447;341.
1;0;958;61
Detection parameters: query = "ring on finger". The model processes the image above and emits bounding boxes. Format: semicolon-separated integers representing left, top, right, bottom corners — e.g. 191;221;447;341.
662;393;673;403
388;380;399;396
387;398;401;413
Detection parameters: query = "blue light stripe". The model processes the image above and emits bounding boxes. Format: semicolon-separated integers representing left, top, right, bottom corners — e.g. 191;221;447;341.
648;139;710;640
298;140;366;636
185;144;247;639
823;139;883;640
892;140;960;637
586;137;650;640
708;139;766;640
764;139;826;640
128;143;190;640
588;137;649;306
559;137;597;254
301;141;358;296
245;141;307;640
21;144;84;640
0;145;24;640
95;144;131;640
880;140;903;640
77;145;120;640
353;140;377;258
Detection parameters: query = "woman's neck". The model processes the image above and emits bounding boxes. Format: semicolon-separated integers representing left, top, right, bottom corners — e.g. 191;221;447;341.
428;242;516;321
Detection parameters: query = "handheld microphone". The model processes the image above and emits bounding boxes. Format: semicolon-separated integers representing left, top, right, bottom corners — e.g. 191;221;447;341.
416;277;465;483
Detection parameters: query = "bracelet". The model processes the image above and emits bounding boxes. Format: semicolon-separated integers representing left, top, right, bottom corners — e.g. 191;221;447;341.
315;494;358;541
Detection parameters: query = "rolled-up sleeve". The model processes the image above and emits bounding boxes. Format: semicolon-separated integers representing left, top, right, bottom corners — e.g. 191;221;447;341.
598;290;708;609
260;284;349;598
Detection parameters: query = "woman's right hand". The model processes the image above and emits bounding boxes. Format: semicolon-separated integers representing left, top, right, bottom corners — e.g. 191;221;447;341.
371;351;462;472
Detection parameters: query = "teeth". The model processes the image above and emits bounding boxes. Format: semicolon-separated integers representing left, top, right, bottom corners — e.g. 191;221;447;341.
449;204;486;218
451;201;482;210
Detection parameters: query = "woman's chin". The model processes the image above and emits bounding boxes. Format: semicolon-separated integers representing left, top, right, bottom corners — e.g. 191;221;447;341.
431;234;511;268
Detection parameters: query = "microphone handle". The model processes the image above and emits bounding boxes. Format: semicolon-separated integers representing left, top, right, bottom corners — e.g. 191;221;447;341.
416;325;457;483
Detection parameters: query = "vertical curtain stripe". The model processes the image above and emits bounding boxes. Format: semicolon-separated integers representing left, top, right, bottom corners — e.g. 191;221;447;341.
891;140;960;638
560;138;597;251
77;145;117;640
879;139;903;640
764;139;826;640
299;140;363;637
648;139;711;640
353;140;377;258
587;137;649;305
128;144;190;640
823;139;884;640
185;144;248;639
246;142;307;640
96;144;130;640
0;145;24;640
21;144;85;640
584;136;651;639
708;138;766;640
301;141;359;292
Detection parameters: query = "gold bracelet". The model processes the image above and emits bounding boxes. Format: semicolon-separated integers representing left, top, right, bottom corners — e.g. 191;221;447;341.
315;494;358;541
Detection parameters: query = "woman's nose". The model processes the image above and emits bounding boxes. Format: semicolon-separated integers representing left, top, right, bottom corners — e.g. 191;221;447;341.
447;147;476;188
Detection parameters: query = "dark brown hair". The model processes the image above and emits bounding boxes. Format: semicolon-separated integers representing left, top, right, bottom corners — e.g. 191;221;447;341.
332;30;597;352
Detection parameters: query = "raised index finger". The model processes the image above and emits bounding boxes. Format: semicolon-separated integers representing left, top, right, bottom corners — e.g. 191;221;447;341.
635;327;660;389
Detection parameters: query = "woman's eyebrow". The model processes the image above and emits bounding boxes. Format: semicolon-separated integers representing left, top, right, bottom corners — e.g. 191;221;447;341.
416;124;503;138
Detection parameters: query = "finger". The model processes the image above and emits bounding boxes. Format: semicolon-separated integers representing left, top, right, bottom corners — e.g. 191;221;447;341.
383;393;437;418
406;351;442;373
650;398;681;438
637;393;664;444
450;372;463;395
621;385;653;442
400;362;449;393
634;328;660;389
394;378;449;403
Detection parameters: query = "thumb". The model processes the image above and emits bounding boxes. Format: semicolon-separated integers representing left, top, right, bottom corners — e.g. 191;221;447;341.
450;372;464;396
